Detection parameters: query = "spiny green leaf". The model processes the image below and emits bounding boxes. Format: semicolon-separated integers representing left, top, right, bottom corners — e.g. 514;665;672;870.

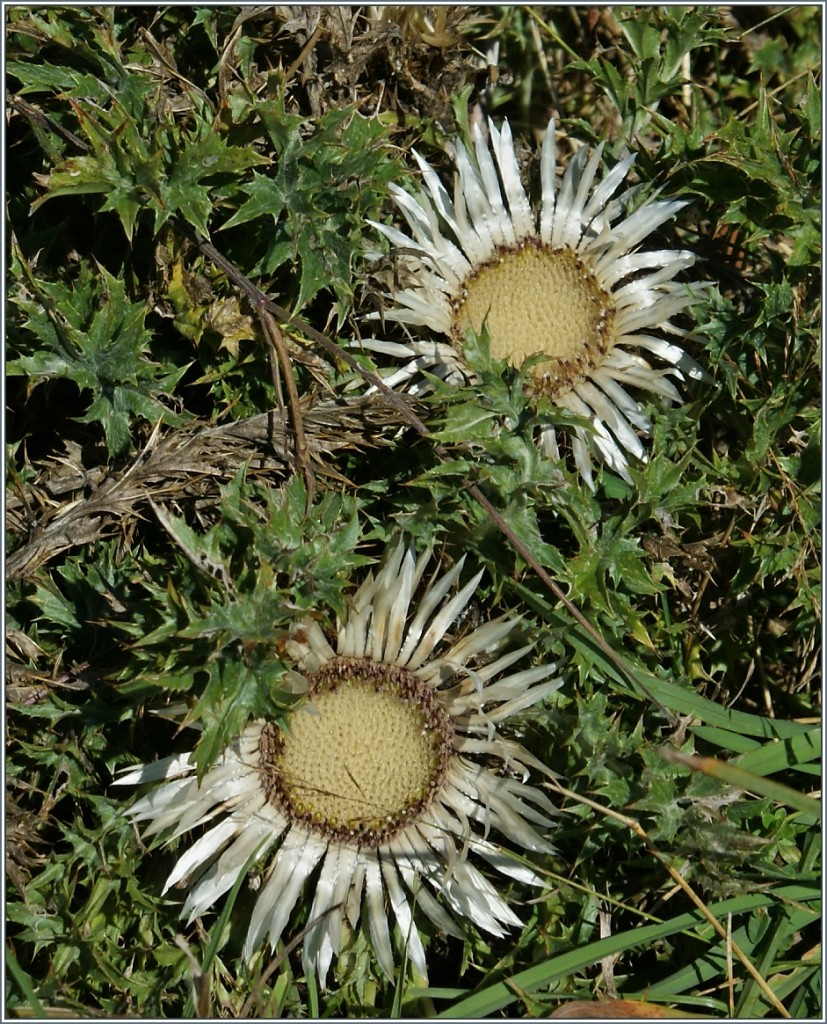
9;261;189;455
193;658;282;779
156;132;269;235
223;106;396;310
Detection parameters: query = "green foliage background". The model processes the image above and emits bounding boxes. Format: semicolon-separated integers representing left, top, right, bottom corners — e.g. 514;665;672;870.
5;5;820;1019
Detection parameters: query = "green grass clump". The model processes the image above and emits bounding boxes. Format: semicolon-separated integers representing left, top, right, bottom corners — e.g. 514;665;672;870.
6;5;819;1019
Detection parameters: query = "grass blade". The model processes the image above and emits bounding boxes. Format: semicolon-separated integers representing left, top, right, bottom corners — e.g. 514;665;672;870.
6;946;46;1018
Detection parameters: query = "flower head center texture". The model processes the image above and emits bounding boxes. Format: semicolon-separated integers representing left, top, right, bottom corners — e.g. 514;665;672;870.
259;657;453;847
451;243;616;398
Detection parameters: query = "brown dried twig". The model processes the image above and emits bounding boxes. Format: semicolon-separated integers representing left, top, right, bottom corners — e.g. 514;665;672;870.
259;307;316;513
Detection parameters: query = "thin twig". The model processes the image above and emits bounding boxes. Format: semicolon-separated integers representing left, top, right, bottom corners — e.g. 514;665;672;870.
7;93;91;152
258;306;316;514
284;21;324;84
